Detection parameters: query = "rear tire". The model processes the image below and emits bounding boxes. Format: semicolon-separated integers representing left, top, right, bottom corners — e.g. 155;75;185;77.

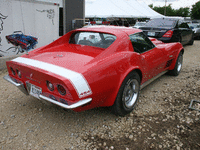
188;35;194;45
168;52;183;76
111;71;140;116
178;36;182;43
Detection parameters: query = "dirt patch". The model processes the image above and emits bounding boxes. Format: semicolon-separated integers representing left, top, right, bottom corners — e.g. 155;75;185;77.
0;41;200;149
84;67;200;150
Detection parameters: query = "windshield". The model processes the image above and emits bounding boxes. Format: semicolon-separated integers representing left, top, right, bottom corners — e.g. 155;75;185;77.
145;18;177;28
69;32;116;49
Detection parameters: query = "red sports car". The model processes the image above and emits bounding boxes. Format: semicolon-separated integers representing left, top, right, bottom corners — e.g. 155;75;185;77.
3;26;184;116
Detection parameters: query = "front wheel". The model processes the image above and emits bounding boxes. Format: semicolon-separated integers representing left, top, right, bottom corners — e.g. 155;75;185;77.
188;35;194;45
111;71;140;116
168;52;183;76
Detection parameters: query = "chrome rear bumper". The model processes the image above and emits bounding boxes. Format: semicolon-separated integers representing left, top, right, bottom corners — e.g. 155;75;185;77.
3;75;92;109
39;95;92;109
3;75;29;95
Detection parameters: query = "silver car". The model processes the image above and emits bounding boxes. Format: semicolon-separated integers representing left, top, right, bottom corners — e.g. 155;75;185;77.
133;22;146;29
189;23;200;39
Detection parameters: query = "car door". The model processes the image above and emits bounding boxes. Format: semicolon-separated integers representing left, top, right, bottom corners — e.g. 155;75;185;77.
129;32;166;83
178;23;193;44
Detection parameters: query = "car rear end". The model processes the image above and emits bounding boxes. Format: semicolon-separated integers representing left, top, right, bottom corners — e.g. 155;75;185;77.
4;57;92;109
140;18;179;43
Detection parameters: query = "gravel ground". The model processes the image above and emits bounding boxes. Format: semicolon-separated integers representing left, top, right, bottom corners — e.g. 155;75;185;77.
0;41;200;150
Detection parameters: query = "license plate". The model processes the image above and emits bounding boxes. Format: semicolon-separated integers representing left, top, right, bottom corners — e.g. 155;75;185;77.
148;32;155;36
30;84;42;99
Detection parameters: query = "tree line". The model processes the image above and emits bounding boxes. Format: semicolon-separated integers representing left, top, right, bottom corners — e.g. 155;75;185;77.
149;1;200;19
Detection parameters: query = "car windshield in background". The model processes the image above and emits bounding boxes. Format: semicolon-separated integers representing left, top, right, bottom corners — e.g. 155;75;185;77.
69;32;117;49
145;18;177;28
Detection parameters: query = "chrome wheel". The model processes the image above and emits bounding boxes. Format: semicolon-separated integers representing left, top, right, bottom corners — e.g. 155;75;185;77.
168;52;183;76
122;79;139;109
111;71;140;116
177;54;183;73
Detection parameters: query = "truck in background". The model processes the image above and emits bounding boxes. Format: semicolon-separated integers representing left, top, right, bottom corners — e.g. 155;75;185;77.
0;0;59;57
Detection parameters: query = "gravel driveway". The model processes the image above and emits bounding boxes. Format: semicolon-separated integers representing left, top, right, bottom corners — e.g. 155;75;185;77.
0;41;200;150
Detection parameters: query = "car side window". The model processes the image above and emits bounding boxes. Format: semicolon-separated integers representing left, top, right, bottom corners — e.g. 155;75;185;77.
179;23;189;29
129;32;155;53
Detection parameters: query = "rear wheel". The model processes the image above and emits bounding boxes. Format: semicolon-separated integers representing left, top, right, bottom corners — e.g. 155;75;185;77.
168;52;183;76
178;36;182;43
111;71;140;116
188;35;194;45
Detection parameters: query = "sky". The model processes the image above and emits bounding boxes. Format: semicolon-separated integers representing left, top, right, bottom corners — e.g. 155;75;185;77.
138;0;200;9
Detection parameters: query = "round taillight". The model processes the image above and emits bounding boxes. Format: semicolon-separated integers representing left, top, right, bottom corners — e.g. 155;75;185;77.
10;67;15;75
46;81;54;91
16;70;21;78
57;85;66;95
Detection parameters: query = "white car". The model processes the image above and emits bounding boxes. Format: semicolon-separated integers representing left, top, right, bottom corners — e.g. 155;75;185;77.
189;23;200;39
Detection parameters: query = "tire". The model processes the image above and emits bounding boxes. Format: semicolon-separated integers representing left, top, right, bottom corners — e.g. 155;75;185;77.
188;35;194;45
168;52;183;76
111;71;140;116
178;36;182;43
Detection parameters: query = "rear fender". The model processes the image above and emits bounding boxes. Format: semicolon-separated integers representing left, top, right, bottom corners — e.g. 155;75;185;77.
99;66;143;107
169;46;184;70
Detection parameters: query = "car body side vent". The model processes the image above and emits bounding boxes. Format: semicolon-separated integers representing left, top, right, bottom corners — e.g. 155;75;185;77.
165;59;173;68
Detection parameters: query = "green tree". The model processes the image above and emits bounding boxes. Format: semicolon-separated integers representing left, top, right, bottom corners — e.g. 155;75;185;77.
149;4;190;17
191;1;200;19
175;7;190;17
153;4;175;16
149;4;153;9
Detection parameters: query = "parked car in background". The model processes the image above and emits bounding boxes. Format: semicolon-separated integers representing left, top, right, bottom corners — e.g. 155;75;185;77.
139;18;194;45
3;26;184;116
188;23;200;39
133;22;146;28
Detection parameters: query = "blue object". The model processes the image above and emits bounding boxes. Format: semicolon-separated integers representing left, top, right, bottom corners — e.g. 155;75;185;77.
6;31;38;52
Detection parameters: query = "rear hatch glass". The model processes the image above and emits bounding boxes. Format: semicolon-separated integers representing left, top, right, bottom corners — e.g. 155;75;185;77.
144;18;177;28
69;32;116;49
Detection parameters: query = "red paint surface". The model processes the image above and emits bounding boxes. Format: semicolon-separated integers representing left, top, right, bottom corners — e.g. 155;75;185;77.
6;26;184;112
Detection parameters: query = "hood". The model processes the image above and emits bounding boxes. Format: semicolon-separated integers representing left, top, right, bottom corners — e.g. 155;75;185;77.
22;44;103;73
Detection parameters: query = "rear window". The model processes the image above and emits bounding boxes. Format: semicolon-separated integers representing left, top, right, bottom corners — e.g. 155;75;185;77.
145;18;177;28
69;32;116;49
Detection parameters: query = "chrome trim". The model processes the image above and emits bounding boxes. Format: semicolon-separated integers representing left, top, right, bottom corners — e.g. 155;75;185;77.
3;74;92;109
3;75;29;95
39;95;92;109
140;71;168;90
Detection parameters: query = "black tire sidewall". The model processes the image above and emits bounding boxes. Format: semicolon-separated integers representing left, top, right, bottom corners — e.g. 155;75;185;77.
188;35;194;45
169;52;183;76
112;71;140;116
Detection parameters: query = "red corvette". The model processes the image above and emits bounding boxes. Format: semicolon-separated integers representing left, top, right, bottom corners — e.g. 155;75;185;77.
3;26;184;116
